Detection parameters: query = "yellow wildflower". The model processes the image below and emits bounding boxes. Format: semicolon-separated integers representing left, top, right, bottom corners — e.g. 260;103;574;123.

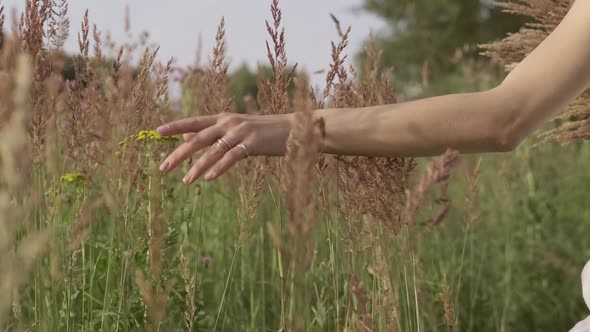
119;130;179;146
60;173;85;185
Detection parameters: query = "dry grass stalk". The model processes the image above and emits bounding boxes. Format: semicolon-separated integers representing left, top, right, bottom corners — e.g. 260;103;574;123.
311;15;349;214
41;84;61;181
316;20;415;327
132;46;160;129
134;161;172;331
256;64;271;113
203;17;231;116
0;54;51;330
262;0;297;116
333;35;415;233
77;9;89;58
65;199;101;252
268;71;323;262
180;251;197;331
283;72;323;241
372;242;400;330
463;158;481;232
321;18;351;107
171;249;198;331
480;0;589;143
148;161;165;279
258;0;300;181
22;0;51;56
329;13;345;38
404;149;459;226
349;272;373;332
135;269;172;332
200;17;258;197
0;37;16;128
267;71;323;331
155;58;173;105
47;0;70;50
62;10;111;172
0;5;5;48
22;0;54;162
92;24;102;62
237;159;266;246
440;274;455;329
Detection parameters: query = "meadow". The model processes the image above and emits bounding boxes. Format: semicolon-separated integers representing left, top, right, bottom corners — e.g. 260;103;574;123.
0;0;589;331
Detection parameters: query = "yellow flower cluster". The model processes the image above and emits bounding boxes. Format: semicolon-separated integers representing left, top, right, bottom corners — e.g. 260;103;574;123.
119;130;179;146
60;173;85;185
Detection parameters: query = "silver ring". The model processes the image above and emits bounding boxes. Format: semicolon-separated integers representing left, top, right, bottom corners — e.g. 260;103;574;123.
237;143;249;158
215;138;231;152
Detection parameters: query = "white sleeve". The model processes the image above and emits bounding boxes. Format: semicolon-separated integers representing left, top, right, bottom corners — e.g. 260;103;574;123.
571;260;590;331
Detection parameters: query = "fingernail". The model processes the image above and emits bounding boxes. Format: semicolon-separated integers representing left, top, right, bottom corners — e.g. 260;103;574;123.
159;161;170;172
183;174;193;184
204;170;216;181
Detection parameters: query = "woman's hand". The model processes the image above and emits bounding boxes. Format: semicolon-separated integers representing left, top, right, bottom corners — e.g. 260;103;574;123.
156;112;293;184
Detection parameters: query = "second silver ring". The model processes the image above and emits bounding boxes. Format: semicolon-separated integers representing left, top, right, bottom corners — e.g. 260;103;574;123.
237;143;249;158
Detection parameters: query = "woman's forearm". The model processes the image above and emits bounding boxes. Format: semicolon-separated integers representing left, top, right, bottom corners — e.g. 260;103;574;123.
313;86;517;157
314;0;590;159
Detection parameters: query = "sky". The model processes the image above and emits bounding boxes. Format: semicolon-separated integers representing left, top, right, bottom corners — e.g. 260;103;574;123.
3;0;387;91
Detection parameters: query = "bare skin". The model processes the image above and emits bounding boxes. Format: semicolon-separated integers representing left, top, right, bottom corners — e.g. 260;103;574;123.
157;0;590;184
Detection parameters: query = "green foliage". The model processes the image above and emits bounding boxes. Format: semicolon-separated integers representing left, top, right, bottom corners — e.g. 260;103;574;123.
228;64;261;113
18;140;590;331
360;0;529;94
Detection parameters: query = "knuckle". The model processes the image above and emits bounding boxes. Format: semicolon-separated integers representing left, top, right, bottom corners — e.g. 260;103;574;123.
227;123;250;139
217;112;232;122
236;121;252;133
218;113;242;128
227;118;243;128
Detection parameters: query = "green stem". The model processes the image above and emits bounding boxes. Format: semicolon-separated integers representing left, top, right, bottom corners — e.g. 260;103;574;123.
213;244;240;330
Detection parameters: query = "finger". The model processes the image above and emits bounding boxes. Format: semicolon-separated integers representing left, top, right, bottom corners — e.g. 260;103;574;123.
182;130;245;184
156;116;217;136
182;142;227;184
203;143;249;181
183;133;196;141
159;126;222;172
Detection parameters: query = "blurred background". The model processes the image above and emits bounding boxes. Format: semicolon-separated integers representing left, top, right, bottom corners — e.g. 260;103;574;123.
2;1;589;331
3;0;528;99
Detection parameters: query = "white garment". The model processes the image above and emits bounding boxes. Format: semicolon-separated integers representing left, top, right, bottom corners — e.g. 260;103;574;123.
570;260;590;332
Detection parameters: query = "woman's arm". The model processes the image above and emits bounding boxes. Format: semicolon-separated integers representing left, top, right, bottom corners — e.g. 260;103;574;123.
313;89;511;157
316;0;590;157
156;0;590;182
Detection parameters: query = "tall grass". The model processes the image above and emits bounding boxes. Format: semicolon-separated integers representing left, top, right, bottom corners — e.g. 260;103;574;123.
0;0;589;331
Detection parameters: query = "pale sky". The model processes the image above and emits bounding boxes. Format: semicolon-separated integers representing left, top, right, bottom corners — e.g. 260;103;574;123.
3;0;387;90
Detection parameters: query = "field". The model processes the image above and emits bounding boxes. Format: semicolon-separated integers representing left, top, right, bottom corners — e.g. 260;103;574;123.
0;1;589;331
